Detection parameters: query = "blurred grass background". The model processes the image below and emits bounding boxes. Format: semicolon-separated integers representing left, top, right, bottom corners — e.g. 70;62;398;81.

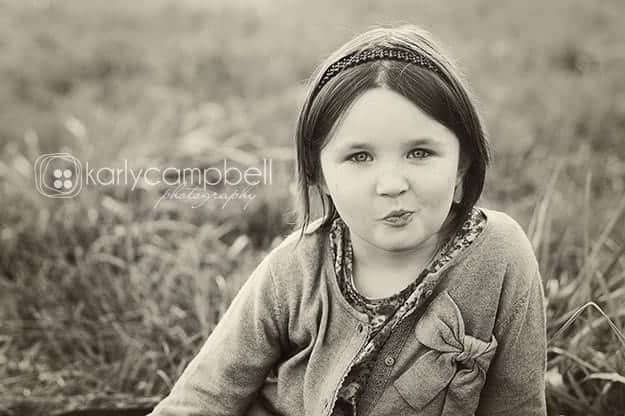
1;0;624;414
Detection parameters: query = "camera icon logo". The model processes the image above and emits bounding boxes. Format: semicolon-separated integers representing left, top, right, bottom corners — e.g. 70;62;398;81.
34;153;83;198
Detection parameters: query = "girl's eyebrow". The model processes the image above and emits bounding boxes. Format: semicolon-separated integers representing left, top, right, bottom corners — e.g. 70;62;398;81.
338;137;441;150
404;137;441;147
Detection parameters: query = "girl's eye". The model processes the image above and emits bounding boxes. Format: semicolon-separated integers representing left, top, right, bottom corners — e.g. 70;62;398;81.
408;148;432;159
348;152;372;162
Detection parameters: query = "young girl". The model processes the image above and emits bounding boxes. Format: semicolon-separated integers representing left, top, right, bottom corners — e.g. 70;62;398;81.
149;24;547;416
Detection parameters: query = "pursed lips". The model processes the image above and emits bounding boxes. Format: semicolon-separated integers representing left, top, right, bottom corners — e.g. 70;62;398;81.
380;209;415;220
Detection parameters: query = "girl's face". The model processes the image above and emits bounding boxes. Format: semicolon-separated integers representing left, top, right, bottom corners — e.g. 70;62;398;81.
319;87;463;257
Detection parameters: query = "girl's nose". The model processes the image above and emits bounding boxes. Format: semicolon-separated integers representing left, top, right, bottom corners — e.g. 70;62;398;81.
375;170;409;197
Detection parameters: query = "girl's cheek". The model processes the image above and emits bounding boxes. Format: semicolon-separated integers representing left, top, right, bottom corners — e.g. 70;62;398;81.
421;175;457;201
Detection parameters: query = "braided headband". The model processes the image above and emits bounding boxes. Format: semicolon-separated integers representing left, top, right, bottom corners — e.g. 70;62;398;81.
314;47;442;97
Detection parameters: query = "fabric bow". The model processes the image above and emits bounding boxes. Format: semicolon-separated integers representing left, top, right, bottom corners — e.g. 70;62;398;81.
393;291;497;415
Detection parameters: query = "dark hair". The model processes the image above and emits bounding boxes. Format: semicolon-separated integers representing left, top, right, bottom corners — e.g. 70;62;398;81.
293;24;491;247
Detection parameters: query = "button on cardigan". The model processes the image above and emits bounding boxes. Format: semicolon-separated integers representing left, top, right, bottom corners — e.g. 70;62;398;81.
148;207;547;416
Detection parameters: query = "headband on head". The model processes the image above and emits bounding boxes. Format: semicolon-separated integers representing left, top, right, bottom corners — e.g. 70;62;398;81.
313;46;442;98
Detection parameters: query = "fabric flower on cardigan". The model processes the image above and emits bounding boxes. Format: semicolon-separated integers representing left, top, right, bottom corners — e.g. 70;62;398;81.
393;291;498;415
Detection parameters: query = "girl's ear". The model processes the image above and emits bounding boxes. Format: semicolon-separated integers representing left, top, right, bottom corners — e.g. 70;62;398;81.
453;180;463;204
455;166;466;186
319;175;330;195
456;153;470;184
316;169;330;195
453;159;468;203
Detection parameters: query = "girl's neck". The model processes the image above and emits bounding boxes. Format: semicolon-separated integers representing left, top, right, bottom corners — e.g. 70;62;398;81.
347;233;442;299
349;231;441;276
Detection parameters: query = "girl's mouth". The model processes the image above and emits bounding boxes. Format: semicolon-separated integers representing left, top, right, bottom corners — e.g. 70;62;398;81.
380;211;414;226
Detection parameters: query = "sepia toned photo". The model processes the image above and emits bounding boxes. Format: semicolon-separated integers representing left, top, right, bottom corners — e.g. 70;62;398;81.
1;1;624;415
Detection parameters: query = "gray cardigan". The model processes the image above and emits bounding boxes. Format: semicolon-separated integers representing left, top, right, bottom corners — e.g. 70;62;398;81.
149;207;547;416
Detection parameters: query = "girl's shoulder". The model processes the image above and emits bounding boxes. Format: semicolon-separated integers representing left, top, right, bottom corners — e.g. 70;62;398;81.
249;218;331;317
475;206;539;276
480;207;532;242
261;217;329;280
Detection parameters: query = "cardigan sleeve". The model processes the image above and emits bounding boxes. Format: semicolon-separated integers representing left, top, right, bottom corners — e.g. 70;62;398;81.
475;267;548;416
148;253;287;416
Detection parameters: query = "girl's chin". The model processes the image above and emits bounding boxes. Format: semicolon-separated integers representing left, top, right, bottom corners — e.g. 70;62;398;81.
371;234;427;252
375;242;426;254
369;226;437;251
373;220;420;235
